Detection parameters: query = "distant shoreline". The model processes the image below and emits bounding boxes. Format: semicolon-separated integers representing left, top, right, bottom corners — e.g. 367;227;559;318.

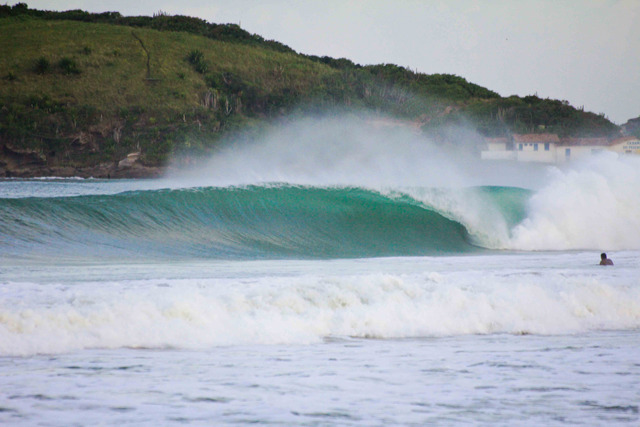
0;162;163;179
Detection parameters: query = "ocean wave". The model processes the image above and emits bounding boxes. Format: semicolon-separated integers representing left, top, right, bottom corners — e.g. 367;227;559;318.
2;152;639;260
2;267;639;356
0;185;529;260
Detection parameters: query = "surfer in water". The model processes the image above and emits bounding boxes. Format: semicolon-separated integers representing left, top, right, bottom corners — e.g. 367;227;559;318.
599;253;614;266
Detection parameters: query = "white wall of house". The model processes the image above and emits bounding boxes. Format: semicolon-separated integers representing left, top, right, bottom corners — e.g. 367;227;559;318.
480;135;640;163
609;138;640;155
556;145;608;163
514;142;556;163
481;150;516;160
487;141;507;151
481;140;513;160
556;146;571;163
516;150;556;162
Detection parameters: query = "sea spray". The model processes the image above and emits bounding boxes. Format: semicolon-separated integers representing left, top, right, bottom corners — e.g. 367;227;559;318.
509;153;640;250
169;114;474;188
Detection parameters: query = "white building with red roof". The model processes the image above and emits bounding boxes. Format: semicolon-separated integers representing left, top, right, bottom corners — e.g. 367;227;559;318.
512;134;559;162
481;133;639;163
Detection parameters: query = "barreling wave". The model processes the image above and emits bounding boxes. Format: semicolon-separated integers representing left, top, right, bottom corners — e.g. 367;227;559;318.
0;184;530;260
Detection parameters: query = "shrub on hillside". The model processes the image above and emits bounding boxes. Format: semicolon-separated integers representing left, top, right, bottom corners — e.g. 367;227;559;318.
34;57;50;74
186;49;204;64
58;57;81;75
186;49;207;74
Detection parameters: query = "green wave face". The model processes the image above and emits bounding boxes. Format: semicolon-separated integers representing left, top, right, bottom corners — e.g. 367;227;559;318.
0;185;531;260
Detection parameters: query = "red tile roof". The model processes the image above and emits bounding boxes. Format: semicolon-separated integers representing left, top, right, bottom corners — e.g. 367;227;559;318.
485;137;509;144
560;137;611;146
512;133;560;143
611;136;640;145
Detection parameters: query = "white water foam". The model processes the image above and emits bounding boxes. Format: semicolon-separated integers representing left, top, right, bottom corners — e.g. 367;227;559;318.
2;254;639;357
509;153;640;250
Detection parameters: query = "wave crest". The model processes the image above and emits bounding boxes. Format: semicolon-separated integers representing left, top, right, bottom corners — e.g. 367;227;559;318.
2;185;526;260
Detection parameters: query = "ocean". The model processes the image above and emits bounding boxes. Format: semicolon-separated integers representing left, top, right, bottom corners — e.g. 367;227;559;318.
1;119;640;425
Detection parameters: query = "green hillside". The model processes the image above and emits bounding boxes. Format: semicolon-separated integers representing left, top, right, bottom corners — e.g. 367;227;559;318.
0;14;339;175
0;4;620;177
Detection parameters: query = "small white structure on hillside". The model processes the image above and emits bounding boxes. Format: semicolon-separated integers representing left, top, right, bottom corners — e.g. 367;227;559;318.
513;134;559;163
480;137;514;160
481;134;640;163
481;133;559;162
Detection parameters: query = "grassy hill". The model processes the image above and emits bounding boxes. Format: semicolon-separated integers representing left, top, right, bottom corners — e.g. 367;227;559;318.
0;14;340;175
0;5;620;177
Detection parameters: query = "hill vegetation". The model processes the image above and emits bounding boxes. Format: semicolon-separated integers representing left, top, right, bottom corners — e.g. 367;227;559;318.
424;95;619;141
623;116;640;138
0;4;621;177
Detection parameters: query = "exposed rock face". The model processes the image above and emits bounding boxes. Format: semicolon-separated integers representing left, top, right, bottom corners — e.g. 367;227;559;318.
118;152;141;168
70;132;100;153
0;145;161;178
111;152;161;178
0;144;47;177
0;111;163;178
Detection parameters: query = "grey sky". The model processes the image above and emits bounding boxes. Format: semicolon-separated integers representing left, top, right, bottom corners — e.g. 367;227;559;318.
22;0;640;123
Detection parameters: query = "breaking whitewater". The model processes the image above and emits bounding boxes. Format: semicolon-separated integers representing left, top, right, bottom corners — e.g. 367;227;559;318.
1;116;639;425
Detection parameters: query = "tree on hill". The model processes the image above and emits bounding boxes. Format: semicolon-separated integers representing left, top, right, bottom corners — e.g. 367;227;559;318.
623;116;640;138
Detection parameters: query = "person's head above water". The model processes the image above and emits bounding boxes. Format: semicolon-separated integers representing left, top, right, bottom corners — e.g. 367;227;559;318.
600;252;614;265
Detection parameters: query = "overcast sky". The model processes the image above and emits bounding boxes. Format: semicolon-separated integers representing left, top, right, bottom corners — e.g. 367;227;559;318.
22;0;640;123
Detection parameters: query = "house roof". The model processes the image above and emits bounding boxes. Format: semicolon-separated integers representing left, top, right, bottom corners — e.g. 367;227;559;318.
610;136;640;145
560;137;611;146
485;137;508;144
512;133;560;143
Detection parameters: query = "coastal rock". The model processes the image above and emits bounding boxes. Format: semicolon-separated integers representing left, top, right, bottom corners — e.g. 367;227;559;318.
70;132;99;152
74;162;117;178
1;144;46;166
118;151;141;168
110;151;161;178
111;164;162;179
1;144;47;177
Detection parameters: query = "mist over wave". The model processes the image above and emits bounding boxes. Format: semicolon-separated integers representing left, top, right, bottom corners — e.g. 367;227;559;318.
168;113;549;189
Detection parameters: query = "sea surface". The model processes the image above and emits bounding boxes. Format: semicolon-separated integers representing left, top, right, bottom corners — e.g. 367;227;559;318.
1;122;640;425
